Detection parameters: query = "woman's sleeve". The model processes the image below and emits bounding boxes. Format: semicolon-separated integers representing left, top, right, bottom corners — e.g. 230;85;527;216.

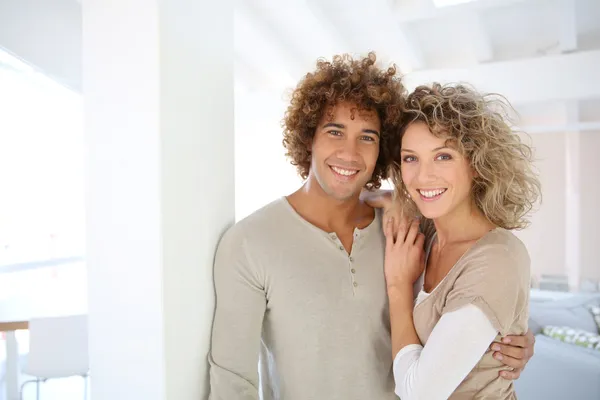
442;242;530;336
393;304;498;400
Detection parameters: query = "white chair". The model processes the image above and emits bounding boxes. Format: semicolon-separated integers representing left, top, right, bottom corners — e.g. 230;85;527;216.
20;315;89;400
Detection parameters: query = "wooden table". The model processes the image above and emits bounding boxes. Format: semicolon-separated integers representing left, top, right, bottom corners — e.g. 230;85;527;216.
0;321;29;331
1;320;29;400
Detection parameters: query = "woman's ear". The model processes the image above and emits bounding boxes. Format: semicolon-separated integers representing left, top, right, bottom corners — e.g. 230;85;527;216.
469;162;479;179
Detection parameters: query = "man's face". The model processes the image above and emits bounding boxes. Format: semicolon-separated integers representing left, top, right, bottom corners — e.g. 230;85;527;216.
308;101;381;201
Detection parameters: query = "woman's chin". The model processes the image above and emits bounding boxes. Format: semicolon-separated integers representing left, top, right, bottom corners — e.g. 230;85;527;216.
415;205;445;220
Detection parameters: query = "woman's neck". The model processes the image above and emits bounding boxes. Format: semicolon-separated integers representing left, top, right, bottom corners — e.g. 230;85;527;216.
433;200;496;247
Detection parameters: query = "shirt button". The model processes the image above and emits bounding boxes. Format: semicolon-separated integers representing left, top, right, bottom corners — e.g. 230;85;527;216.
339;246;344;251
353;282;358;287
351;268;356;274
349;256;354;262
330;233;337;240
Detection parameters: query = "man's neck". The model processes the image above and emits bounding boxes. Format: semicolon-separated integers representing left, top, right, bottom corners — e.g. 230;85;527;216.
286;182;373;233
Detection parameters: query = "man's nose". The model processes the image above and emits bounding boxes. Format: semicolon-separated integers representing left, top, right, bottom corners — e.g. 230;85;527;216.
337;138;359;160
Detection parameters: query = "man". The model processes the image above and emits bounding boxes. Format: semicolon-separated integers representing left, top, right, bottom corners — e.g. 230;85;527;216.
208;53;534;400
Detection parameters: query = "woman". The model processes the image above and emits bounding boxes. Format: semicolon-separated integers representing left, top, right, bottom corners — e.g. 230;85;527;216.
384;83;541;399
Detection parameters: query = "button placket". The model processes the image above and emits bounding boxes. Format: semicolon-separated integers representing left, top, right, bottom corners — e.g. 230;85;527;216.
348;251;358;289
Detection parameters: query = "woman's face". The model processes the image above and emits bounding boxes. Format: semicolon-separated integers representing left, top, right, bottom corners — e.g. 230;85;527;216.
400;121;475;220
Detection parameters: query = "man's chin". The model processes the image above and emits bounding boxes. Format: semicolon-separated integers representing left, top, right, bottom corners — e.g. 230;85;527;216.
326;186;363;202
318;176;368;201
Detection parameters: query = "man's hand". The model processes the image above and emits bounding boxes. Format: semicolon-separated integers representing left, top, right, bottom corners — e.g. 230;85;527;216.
490;329;535;380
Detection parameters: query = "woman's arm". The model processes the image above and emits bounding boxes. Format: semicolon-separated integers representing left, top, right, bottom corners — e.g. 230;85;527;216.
388;283;421;357
384;217;425;356
392;303;498;400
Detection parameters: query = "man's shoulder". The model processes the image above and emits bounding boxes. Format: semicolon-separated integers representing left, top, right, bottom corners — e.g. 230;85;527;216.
222;197;291;242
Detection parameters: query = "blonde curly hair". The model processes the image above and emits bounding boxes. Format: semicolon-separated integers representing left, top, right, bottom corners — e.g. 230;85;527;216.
389;83;541;230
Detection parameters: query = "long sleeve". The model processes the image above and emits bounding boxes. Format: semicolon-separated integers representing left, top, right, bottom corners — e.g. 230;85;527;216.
208;226;267;400
393;304;498;400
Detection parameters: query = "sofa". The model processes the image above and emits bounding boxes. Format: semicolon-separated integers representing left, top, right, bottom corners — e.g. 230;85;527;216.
514;293;600;400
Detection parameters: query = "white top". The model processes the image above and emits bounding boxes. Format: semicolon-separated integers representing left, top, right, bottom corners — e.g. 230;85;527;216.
393;297;498;399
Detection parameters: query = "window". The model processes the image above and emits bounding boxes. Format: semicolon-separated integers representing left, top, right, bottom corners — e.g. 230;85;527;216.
0;48;85;308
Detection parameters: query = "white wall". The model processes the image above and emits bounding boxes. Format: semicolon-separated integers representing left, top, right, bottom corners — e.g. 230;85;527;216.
234;89;300;220
580;132;600;283
518;129;600;287
515;132;567;283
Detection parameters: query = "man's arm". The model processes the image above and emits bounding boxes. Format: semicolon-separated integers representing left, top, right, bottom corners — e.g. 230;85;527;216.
491;330;536;379
208;227;266;400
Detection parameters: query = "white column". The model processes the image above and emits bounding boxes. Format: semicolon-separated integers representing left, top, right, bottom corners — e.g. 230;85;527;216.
82;2;233;399
564;101;580;291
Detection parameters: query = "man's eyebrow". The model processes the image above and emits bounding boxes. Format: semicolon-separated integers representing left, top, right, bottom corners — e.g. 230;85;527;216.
322;122;344;129
363;129;380;137
322;123;380;137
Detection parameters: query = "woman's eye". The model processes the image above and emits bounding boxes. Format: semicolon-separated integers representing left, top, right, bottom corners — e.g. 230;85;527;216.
402;156;416;163
328;130;342;136
436;153;452;161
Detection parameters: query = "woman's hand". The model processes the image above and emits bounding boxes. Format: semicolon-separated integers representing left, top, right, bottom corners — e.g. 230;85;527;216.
384;216;425;289
361;189;405;236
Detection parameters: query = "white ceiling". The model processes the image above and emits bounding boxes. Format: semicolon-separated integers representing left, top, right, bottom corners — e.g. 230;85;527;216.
235;0;600;131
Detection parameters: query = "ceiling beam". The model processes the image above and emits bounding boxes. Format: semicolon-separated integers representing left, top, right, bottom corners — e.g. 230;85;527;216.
308;0;424;72
392;0;530;22
0;0;82;92
373;0;425;71
564;99;580;124
466;11;494;63
524;122;600;134
402;50;600;105
558;0;578;53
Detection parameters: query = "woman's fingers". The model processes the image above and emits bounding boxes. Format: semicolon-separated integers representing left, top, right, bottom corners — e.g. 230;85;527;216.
384;217;395;251
404;218;420;245
396;215;410;244
415;232;425;249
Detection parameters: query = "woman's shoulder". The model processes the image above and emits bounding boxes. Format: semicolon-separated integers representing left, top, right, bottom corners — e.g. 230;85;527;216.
462;228;531;277
479;228;529;260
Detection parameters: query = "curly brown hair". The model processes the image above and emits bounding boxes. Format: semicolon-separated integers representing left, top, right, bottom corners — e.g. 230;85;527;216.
282;52;406;189
390;83;541;229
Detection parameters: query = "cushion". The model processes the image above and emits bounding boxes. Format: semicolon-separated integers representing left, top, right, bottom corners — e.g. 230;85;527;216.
528;294;600;335
590;305;600;331
542;325;600;351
